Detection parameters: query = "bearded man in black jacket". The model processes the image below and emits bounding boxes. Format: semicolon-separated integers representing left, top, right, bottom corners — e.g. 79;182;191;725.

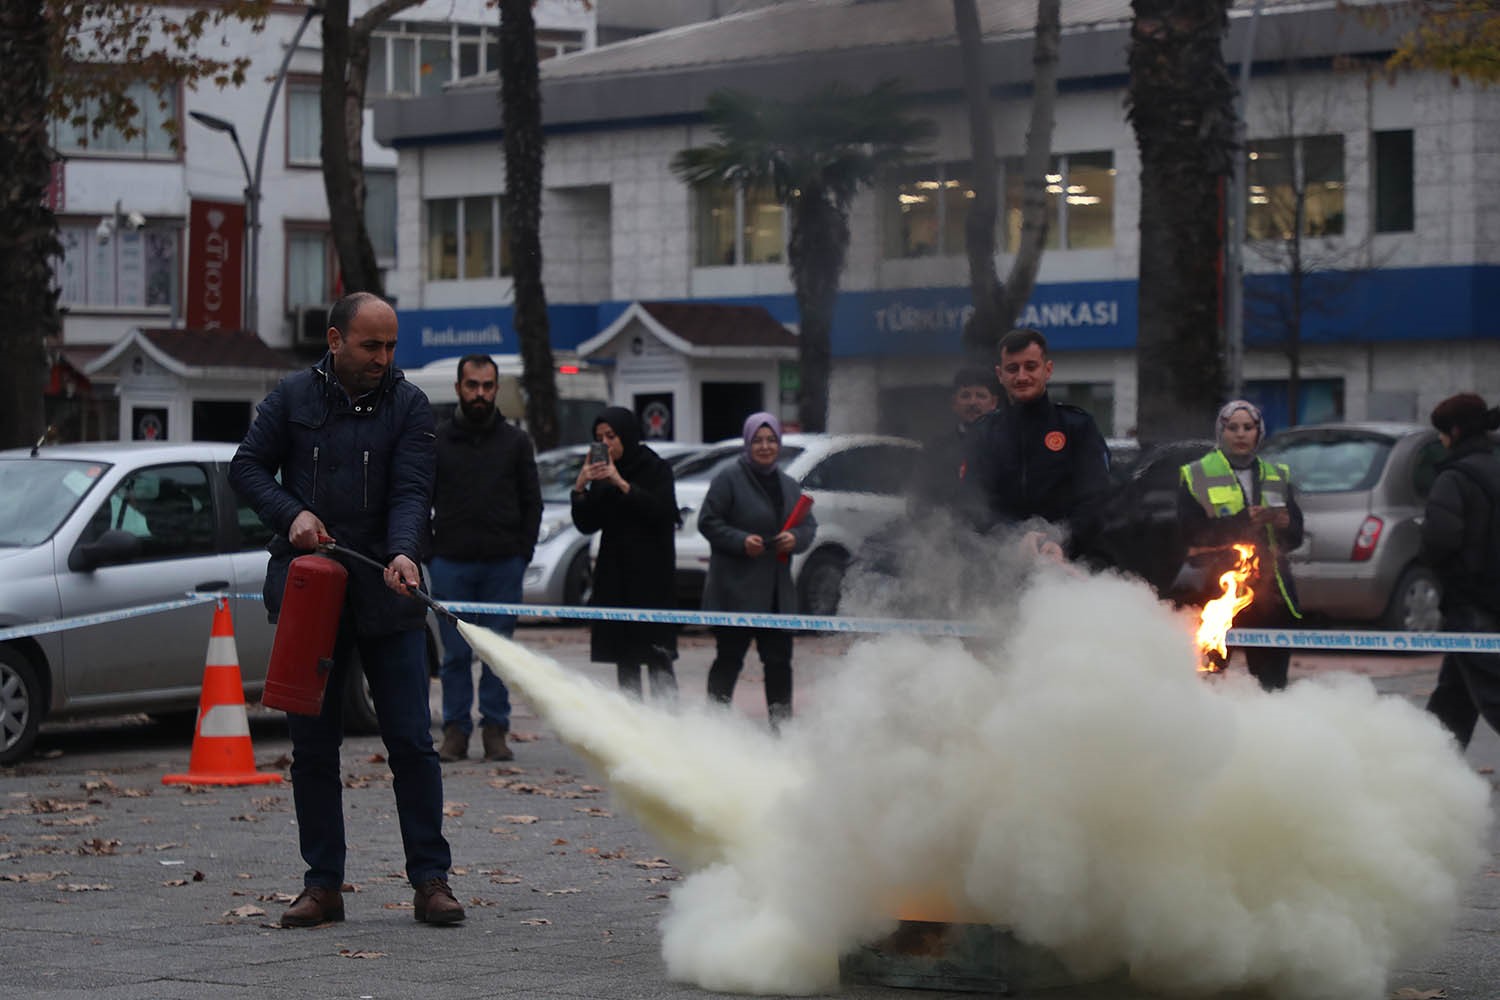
430;354;542;763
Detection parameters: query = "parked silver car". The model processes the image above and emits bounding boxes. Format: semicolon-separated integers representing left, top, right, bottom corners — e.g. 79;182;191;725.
0;442;439;766
1259;422;1448;631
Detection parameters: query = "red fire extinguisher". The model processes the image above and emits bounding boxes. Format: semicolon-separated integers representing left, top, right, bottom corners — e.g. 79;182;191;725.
262;554;347;715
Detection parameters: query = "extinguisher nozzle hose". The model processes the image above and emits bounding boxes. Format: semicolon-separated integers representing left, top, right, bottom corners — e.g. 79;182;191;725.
316;540;461;626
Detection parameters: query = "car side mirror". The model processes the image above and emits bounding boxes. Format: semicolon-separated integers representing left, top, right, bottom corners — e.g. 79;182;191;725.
68;530;143;572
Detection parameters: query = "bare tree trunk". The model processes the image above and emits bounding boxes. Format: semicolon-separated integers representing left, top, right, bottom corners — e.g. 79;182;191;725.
321;0;384;297
996;0;1060;334
788;187;847;433
1127;0;1236;443
953;0;1002;358
0;0;57;448
955;0;1058;360
500;0;559;449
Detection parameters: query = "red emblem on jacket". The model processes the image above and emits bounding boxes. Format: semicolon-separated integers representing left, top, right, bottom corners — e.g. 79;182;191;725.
1044;431;1066;452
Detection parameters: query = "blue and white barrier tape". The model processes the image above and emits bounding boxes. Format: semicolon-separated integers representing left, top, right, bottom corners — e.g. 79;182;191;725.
0;594;223;643
440;601;985;637
1226;628;1500;654
3;595;1497;653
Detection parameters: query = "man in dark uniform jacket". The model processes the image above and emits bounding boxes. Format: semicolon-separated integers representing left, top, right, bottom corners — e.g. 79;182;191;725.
910;365;1001;514
960;328;1112;560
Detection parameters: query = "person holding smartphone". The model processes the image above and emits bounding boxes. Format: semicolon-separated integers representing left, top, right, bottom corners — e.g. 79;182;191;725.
570;407;680;697
1174;399;1304;690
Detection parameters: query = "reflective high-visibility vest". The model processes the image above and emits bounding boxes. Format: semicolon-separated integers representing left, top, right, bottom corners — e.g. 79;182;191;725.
1180;449;1300;616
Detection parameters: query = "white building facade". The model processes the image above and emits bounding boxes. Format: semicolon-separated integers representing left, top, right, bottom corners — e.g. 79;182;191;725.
48;0;595;442
374;0;1499;444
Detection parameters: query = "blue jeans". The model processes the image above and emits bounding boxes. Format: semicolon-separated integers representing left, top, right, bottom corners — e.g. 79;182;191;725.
429;555;523;733
287;624;450;889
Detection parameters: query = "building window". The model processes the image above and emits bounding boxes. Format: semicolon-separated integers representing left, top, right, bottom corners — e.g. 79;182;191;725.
426;196;509;281
286;226;334;308
52;80;180;160
286;78;321;167
882;162;976;259
1373;129;1414;234
1004;151;1115;251
1246;134;1345;240
54;223;180;309
367;22;586;97
365;171;397;262
692;183;784;267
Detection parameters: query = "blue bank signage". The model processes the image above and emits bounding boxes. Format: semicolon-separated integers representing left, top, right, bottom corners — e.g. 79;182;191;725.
394;305;599;368
836;280;1138;356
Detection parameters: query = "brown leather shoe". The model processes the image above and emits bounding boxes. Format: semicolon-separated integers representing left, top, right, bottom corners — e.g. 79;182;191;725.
413;877;465;924
438;724;469;762
281;886;344;927
481;724;513;762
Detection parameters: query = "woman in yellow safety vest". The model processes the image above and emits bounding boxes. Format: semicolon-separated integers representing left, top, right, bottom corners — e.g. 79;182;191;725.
1174;399;1304;690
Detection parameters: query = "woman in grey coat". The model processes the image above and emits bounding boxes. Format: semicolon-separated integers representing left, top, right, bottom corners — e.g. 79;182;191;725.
699;412;816;727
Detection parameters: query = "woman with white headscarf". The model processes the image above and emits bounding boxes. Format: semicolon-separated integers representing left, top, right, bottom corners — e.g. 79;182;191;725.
1174;400;1304;690
698;411;817;728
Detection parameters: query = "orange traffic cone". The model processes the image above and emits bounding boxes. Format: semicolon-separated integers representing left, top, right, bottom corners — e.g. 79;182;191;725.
164;598;283;787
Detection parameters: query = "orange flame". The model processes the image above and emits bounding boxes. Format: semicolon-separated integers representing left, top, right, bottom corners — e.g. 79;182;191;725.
1195;544;1257;672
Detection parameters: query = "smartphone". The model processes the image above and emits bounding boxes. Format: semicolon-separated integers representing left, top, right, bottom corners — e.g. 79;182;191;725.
587;442;609;465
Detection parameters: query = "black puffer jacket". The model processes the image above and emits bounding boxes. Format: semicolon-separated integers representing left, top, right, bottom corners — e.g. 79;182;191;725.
959;394;1112;557
1421;436;1500;614
229;355;436;636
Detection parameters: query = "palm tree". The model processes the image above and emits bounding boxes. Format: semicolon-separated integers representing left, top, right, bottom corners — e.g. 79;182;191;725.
672;82;935;432
1126;0;1236;442
0;0;57;448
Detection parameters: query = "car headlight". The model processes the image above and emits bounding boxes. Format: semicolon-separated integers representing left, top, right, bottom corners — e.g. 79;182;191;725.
537;518;568;545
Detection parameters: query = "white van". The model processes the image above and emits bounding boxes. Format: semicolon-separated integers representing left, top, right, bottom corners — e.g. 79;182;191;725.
404;353;611;444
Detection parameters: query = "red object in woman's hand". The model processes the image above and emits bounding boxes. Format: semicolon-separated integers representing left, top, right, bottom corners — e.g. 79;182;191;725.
777;494;814;563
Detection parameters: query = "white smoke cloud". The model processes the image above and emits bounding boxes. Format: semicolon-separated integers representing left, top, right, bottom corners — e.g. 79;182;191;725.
465;565;1491;999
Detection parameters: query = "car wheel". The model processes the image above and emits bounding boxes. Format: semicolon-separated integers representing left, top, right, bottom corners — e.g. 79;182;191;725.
798;549;848;617
341;650;380;735
1381;565;1443;632
562;548;592;606
0;646;43;766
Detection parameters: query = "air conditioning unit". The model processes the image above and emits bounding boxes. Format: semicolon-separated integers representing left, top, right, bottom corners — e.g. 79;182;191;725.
293;305;331;350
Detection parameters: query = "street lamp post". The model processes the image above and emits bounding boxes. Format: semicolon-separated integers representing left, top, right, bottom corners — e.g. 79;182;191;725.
187;4;319;334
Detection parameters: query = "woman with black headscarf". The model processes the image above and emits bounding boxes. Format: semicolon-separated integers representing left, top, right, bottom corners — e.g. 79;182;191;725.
698;411;816;728
570;407;679;698
1421;392;1500;749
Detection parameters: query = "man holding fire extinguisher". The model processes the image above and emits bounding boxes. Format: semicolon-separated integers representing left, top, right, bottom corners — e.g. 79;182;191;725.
230;291;464;928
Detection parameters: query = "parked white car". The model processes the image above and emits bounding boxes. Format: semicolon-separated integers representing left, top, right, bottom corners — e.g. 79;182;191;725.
527;441;703;606
671;434;923;615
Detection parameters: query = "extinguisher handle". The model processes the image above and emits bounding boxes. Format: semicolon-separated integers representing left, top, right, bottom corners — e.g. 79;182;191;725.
317;538;459;626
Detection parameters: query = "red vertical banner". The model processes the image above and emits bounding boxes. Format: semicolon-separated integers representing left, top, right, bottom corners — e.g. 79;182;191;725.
186;198;245;330
45;161;65;211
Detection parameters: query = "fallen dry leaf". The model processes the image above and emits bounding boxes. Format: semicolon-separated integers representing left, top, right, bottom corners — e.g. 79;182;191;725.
338;949;387;959
520;918;551;926
508;731;541;743
162;879;189;887
499;815;539;825
443;802;467;817
574;807;613;818
57;883;111;892
226;904;267;918
633;858;673;870
1;871;68;883
1390;989;1445;1000
77;838;120;856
